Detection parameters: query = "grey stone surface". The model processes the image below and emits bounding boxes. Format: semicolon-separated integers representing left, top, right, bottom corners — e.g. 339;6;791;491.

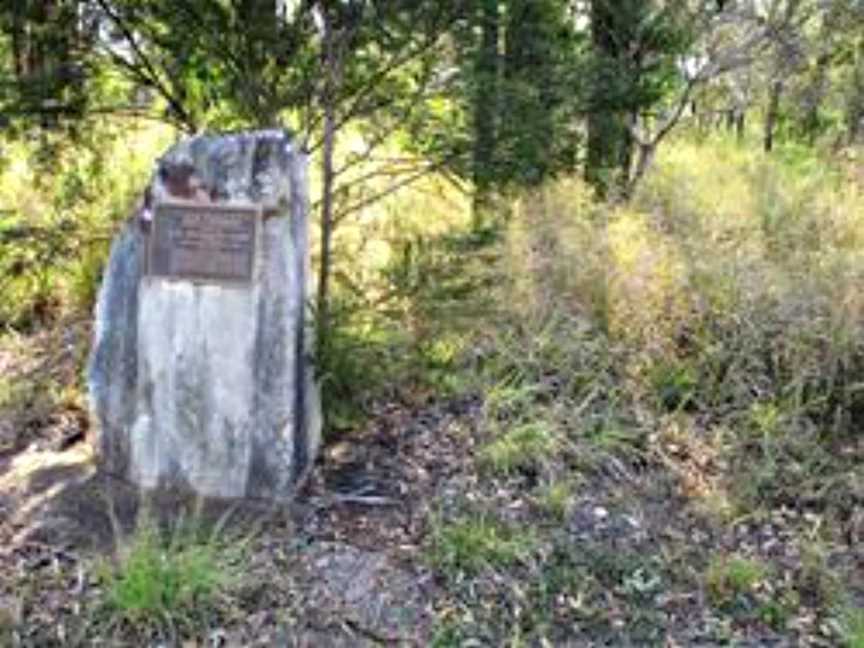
87;130;321;500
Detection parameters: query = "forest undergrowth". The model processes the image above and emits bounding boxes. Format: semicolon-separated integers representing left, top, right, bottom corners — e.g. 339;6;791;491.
2;133;864;645
422;136;864;645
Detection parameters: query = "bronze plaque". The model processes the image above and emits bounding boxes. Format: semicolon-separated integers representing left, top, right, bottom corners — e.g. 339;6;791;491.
147;203;259;284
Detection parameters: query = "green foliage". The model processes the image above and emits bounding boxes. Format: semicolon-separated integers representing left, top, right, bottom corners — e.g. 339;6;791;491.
585;0;695;195
412;0;585;196
495;0;584;185
100;522;235;629
86;0;323;130
428;516;535;576
0;0;93;132
1;1;471;136
748;401;783;437
479;420;558;475
316;222;499;436
649;359;698;411
536;479;575;519
0;122;170;329
67;241;111;315
840;607;864;648
314;293;415;434
380;224;500;324
705;555;769;605
588;0;694;112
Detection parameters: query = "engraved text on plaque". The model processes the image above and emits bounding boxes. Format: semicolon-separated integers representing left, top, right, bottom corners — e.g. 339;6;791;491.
148;203;259;284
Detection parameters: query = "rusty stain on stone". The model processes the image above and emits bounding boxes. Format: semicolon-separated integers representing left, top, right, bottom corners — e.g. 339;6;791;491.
158;162;210;201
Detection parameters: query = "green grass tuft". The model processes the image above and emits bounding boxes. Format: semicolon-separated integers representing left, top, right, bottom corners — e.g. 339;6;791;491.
100;522;234;628
536;479;575;519
428;516;536;576
705;554;770;604
479;421;558;475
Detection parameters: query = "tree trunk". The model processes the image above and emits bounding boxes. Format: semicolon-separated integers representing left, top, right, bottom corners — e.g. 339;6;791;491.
613;111;636;196
586;0;633;199
846;41;864;145
736;111;746;141
624;140;655;200
471;0;499;224
317;8;339;336
764;80;783;153
763;0;803;153
802;52;830;146
10;5;28;79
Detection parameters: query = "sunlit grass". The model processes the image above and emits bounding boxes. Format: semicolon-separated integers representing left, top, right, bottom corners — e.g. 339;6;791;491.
97;516;240;634
841;606;864;648
0;121;174;327
705;554;770;605
103;527;223;621
479;420;558;475
487;133;864;529
428;515;536;576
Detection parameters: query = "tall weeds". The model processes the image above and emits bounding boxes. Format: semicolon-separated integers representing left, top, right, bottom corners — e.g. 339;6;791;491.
502;136;864;437
466;135;864;522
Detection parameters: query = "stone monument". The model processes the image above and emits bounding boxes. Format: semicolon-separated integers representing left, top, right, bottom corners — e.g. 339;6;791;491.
87;130;321;501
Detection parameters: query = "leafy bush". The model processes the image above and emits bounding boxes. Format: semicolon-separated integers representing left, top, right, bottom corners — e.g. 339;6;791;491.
316;223;501;436
0;122;172;329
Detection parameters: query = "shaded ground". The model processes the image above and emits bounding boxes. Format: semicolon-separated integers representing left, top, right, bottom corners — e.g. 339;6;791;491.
0;392;470;646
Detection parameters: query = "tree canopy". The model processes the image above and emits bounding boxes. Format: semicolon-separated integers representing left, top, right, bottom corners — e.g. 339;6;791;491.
1;0;862;316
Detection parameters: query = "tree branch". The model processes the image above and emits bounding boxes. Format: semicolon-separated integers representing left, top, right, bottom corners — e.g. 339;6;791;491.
93;0;197;131
332;153;459;226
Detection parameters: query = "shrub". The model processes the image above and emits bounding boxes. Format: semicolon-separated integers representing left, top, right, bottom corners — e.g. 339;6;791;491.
0;122;173;329
316;223;501;437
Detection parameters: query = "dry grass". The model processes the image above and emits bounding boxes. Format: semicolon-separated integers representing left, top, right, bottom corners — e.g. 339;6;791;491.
501;135;864;436
425;135;864;644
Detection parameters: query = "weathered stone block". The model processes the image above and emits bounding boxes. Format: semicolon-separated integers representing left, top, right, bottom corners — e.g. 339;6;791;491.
87;130;321;501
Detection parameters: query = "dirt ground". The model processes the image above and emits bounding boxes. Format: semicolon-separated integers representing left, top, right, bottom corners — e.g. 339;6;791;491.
0;325;477;646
